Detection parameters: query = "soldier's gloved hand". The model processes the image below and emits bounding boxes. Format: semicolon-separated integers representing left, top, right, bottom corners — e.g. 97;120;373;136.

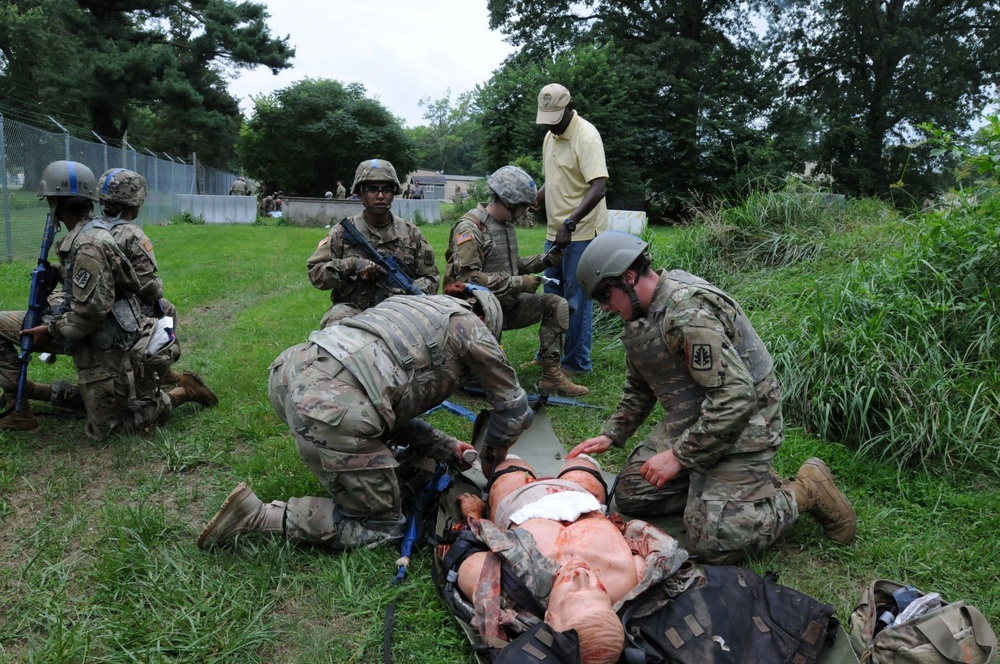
385;286;408;296
44;263;62;292
517;275;542;294
345;257;386;280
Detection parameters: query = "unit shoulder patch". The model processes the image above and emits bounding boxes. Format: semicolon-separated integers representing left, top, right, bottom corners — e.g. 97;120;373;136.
72;269;92;289
690;343;713;371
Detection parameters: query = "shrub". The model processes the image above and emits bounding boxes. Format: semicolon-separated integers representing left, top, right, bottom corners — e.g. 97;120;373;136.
171;211;205;225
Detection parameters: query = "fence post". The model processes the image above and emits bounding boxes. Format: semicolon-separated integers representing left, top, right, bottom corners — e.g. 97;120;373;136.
191;152;198;194
144;149;159;225
92;131;108;174
48;115;70;160
0;113;13;261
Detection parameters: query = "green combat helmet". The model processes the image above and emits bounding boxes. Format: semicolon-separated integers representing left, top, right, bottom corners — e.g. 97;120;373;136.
98;168;148;210
487;165;537;208
37;160;99;201
577;230;651;299
351;159;402;196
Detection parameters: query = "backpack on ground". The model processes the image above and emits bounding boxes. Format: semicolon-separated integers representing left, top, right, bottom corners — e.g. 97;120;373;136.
620;565;840;664
848;579;997;664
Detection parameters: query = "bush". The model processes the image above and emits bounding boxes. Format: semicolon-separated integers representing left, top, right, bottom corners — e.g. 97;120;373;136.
771;195;1000;473
170;211;205;225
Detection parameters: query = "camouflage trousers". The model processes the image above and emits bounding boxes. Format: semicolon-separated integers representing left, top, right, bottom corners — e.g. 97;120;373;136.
615;446;798;565
318;303;363;330
0;309;171;439
502;292;568;362
268;342;404;547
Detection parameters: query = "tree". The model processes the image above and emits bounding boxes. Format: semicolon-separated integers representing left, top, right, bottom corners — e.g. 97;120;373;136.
237;79;415;196
408;90;485;175
767;0;1000;197
485;0;781;215
0;0;293;168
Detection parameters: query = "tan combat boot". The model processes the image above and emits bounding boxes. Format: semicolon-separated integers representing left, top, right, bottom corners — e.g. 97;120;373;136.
197;482;286;549
784;458;857;544
160;369;184;386
167;371;219;408
26;381;52;402
0;396;39;432
538;360;589;397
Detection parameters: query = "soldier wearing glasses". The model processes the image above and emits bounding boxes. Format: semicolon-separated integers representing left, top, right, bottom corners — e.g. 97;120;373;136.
308;159;439;328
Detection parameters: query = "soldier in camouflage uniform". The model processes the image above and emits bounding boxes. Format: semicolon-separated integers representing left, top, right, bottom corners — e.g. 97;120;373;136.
308;159;440;328
567;231;856;564
0;161;216;437
228;176;250;196
445;166;588;397
197;286;533;551
94;168;194;386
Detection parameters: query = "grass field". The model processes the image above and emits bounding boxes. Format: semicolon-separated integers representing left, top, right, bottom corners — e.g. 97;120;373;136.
0;216;997;663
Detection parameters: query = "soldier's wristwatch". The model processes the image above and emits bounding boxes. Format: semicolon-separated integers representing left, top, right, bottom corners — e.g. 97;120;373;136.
562;219;577;233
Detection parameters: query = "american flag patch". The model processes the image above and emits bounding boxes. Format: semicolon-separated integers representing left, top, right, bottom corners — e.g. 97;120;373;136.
456;230;473;245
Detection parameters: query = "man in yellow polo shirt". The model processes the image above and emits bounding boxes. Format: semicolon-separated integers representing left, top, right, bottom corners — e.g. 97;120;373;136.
534;83;608;374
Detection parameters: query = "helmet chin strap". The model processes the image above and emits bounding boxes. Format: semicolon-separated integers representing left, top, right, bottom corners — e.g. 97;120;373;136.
615;272;644;319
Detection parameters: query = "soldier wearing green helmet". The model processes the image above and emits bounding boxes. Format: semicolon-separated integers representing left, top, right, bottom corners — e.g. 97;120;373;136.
0;161;216;437
567;231;857;564
308;158;439;327
445;165;588;397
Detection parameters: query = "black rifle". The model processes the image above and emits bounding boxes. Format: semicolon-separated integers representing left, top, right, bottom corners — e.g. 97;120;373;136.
338;218;422;300
12;213;59;414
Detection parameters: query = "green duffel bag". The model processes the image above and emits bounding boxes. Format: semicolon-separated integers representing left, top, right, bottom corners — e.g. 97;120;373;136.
849;579;997;664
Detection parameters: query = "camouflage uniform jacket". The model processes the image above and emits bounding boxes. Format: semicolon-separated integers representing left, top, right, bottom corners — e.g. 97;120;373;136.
601;269;779;469
45;219;144;382
444;204;548;308
308;295;524;434
307;212;439;310
103;218;164;306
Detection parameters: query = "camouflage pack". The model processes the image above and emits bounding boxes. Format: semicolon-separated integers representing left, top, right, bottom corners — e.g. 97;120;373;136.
849;579;997;664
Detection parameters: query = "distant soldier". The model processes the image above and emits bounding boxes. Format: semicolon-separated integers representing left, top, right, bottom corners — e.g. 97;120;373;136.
453;185;464;205
445;165;588;397
229;176;250;196
197;286;533;551
335;180;346;199
260;194;275;215
307;158;439;328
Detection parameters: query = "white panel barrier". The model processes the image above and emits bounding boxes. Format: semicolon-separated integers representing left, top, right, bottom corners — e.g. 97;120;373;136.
607;210;647;236
177;195;257;224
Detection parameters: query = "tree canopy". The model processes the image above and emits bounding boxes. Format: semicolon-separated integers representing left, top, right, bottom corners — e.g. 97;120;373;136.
0;0;293;168
479;0;1000;208
407;90;485;176
767;0;1000;196
237;78;415;197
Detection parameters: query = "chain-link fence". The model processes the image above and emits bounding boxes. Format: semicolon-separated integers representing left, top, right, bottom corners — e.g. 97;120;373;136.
1;113;239;262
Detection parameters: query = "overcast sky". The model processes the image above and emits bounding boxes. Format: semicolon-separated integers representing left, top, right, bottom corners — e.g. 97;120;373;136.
226;0;517;127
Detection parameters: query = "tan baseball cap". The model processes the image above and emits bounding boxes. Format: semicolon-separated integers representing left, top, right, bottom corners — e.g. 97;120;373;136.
536;83;571;124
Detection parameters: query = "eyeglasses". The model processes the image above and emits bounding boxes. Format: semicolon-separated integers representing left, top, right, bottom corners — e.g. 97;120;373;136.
364;185;395;197
593;283;614;304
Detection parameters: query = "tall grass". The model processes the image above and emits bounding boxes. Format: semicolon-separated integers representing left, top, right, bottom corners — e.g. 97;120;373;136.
667;181;1000;474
